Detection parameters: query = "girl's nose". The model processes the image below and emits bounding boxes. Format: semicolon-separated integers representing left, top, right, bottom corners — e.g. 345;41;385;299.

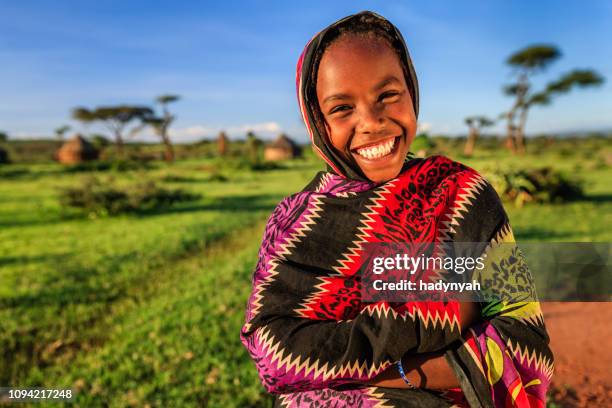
356;105;385;134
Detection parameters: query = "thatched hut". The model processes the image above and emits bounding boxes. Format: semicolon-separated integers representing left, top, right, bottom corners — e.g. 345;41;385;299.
0;146;9;164
57;134;99;164
264;134;302;161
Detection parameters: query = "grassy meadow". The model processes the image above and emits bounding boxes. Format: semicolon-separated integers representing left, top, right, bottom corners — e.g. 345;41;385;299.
0;137;610;407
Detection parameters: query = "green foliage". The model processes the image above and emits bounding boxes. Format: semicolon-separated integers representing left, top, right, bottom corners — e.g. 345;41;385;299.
547;69;605;93
72;105;154;124
410;133;436;154
2;139;62;163
90;134;111;149
216;157;285;172
207;172;229;182
487;167;584;206
61;159;154;173
0;165;29;178
506;44;561;71
0;157;314;405
0;147;9;164
0;146;610;405
59;177;200;216
159;173;199;183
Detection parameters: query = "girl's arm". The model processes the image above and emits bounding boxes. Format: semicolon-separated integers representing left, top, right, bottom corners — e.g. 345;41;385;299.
366;302;479;390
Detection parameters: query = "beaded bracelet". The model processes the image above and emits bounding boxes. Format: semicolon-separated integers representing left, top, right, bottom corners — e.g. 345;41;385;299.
396;360;416;388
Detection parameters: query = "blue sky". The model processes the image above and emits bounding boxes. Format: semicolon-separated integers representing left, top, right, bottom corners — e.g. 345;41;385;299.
1;0;611;142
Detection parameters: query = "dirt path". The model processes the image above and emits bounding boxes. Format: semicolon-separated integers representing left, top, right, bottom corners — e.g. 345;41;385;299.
542;302;612;407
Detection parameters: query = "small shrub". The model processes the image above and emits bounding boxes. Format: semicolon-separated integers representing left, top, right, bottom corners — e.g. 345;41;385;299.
61;159;155;173
0;166;29;178
249;161;284;171
214;157;285;172
0;148;10;164
207;172;229;182
59;177;200;217
62;161;112;173
128;181;200;211
410;133;436;157
160;174;197;183
487;167;584;206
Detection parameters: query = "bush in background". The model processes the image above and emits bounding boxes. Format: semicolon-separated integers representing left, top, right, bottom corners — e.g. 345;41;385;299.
62;159;156;173
487;167;584;206
59;176;200;217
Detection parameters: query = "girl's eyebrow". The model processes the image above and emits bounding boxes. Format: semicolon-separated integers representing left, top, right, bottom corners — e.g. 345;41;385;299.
373;76;401;91
323;93;351;104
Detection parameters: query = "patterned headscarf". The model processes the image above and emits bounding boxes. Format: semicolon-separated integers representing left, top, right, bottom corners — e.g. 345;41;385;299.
296;10;419;181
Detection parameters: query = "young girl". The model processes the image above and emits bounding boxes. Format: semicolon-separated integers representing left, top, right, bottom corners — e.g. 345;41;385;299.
241;11;553;407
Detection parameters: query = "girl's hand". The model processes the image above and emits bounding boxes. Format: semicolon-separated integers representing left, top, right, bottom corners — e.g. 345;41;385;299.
366;302;480;389
367;352;458;389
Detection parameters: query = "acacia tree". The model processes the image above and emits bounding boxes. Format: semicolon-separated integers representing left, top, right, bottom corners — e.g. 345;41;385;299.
54;125;71;140
245;131;263;164
72;105;153;156
143;94;180;162
503;45;604;154
503;45;561;153
515;70;604;152
463;116;494;157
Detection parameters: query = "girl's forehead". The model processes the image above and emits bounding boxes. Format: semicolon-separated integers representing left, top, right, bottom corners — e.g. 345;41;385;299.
318;36;403;83
325;34;395;58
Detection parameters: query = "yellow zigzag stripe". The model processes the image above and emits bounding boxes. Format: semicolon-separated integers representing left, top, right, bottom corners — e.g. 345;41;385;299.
362;302;461;332
295;182;394;317
332;182;394;276
437;173;489;242
246;194;326;328
315;172;333;193
506;338;555;380
499;301;545;326
276;394;293;408
363;387;394;407
433;173;488;282
255;326;390;383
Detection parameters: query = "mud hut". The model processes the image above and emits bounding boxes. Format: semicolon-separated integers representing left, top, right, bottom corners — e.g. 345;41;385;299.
56;134;99;164
264;134;302;161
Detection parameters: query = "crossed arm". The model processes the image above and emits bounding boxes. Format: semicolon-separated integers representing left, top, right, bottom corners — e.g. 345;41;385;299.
366;302;479;390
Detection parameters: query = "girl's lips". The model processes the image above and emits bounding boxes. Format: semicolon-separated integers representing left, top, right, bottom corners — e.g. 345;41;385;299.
350;135;398;151
351;135;401;161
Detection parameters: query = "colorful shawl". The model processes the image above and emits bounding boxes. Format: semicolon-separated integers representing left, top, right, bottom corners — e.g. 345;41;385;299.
241;11;553;408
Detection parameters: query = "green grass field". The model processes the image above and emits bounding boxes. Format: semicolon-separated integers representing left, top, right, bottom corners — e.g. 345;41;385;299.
0;143;610;406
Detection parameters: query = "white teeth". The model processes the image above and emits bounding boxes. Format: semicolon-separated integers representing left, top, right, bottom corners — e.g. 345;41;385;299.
356;138;396;159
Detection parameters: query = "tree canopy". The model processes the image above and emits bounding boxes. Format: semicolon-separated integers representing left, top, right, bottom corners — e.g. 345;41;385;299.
506;44;561;71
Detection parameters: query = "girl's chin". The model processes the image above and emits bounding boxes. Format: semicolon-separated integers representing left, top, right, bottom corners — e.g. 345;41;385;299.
361;167;403;183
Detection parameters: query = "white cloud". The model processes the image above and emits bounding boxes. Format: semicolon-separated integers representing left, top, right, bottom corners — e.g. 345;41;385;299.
417;122;432;133
227;121;281;135
167;121;282;142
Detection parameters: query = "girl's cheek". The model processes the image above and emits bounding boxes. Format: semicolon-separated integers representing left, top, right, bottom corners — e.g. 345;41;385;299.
328;121;353;151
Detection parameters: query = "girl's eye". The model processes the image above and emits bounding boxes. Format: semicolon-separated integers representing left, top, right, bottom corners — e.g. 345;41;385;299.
329;105;352;115
379;91;401;102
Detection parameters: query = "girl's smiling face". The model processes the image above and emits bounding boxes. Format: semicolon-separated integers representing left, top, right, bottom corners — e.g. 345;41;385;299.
316;35;417;183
